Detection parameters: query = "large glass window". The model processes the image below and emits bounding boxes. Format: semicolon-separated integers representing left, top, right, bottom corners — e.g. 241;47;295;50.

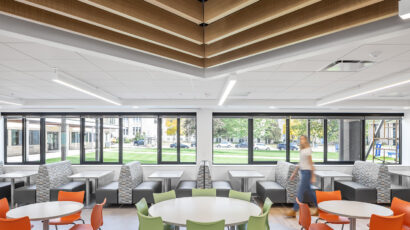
289;119;324;162
180;117;196;163
6;118;23;163
365;119;400;164
26;118;41;162
253;118;286;162
213;118;248;164
327;119;362;162
122;117;158;164
102;117;120;163
84;118;101;162
289;119;307;162
161;117;178;162
45;118;61;163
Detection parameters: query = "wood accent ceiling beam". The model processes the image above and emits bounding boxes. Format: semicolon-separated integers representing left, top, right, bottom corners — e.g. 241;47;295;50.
204;0;259;24
144;0;203;24
79;0;203;44
0;0;204;67
204;0;321;44
16;0;204;57
205;0;383;58
204;0;398;67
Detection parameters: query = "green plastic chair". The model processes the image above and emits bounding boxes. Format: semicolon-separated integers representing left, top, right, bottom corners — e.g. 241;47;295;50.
247;209;269;230
192;188;216;197
228;190;251;202
135;198;149;216
186;219;225;230
262;198;273;229
137;211;164;230
153;190;176;204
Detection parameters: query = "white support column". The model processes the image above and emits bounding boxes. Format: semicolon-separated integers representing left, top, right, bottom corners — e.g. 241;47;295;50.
196;110;213;163
402;112;410;166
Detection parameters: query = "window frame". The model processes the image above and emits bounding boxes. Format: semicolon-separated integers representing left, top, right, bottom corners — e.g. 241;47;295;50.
212;113;403;165
3;112;197;165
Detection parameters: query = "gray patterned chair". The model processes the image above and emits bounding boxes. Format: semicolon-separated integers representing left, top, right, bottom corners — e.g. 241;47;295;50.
36;161;86;202
334;161;391;204
256;161;299;203
116;161;161;204
175;161;205;198
0;163;25;202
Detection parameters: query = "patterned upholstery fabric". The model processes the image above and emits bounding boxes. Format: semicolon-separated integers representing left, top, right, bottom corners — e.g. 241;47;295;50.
275;161;299;203
352;161;391;203
36;161;73;202
119;161;143;204
203;161;212;189
196;161;205;189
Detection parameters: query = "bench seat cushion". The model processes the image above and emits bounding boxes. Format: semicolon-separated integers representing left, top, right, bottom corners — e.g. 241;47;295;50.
96;182;118;204
15;185;36;205
0;181;25;201
391;184;410;202
50;181;86;201
334;180;377;203
132;181;162;204
212;181;232;197
176;180;196;198
256;181;286;203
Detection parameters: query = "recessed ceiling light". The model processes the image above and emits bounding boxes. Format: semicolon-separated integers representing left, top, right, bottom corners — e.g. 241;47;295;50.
269;106;277;109
403;106;410;110
322;60;373;72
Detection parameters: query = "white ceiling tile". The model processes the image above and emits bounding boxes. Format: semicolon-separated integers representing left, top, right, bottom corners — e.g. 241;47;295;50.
275;61;329;72
8;43;82;60
83;55;147;72
1;60;50;71
43;60;100;72
342;44;410;62
0;44;30;60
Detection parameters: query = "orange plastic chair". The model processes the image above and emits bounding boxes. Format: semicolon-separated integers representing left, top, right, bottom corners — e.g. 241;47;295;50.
0;198;9;219
0;216;31;230
369;213;405;230
296;198;333;230
70;198;106;230
49;191;85;229
315;191;350;229
391;197;410;230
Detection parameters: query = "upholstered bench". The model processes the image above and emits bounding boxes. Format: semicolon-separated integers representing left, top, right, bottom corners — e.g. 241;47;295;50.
391;184;410;202
0;181;25;201
202;161;233;197
176;180;197;197
14;185;36;205
50;181;86;201
132;181;161;204
334;180;377;203
96;182;119;204
256;161;298;203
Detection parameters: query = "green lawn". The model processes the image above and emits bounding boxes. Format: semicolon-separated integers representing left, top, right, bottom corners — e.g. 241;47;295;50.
46;147;345;164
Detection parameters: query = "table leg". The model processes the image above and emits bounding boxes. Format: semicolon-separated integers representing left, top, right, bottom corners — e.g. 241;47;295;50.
349;218;356;230
27;176;31;186
163;178;168;192
399;175;403;186
321;177;325;191
85;178;90;207
330;177;335;191
10;178;15;209
43;219;49;230
243;178;249;192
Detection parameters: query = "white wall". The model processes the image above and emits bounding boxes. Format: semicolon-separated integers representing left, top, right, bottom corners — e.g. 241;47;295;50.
1;111;410;191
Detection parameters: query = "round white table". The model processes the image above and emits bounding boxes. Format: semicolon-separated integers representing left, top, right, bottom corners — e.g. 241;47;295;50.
148;197;261;228
7;201;84;230
318;200;393;230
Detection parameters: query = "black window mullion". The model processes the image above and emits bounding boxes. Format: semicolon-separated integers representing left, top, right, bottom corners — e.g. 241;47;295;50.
248;118;253;164
80;117;85;164
40;118;46;164
177;118;181;164
286;118;290;162
99;118;103;163
307;119;311;143
157;117;162;164
119;117;123;164
324;119;328;163
22;117;26;163
361;120;366;161
399;119;402;164
3;118;7;164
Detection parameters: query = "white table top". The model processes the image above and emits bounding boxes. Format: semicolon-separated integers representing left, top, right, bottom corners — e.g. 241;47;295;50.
229;170;264;178
0;171;38;179
314;170;352;178
68;170;113;179
148;170;184;179
7;201;84;221
389;170;410;177
148;197;261;226
318;200;393;219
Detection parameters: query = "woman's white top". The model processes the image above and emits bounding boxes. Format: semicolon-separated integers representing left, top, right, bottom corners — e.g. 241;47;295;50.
299;147;313;170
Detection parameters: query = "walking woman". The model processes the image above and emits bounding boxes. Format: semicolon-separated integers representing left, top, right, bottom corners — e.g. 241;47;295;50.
286;135;318;217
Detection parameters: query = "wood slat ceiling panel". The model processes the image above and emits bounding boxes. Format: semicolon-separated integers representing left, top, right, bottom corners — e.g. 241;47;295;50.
204;0;398;67
144;0;203;24
204;0;260;24
0;0;204;67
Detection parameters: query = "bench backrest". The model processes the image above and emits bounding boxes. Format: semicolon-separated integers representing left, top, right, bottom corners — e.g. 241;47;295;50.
275;161;299;203
203;161;212;189
118;161;143;204
352;161;391;203
36;161;73;202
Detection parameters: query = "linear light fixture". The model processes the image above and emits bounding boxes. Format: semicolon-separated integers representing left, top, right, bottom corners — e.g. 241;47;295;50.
53;70;122;106
0;100;22;106
218;77;237;106
400;0;410;19
317;73;410;106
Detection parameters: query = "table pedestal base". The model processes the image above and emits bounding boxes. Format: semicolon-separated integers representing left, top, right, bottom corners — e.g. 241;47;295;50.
42;220;49;230
241;178;249;192
163;178;171;192
349;218;356;230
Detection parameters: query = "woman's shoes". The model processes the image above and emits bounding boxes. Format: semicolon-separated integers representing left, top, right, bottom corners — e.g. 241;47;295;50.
311;208;319;216
285;209;296;218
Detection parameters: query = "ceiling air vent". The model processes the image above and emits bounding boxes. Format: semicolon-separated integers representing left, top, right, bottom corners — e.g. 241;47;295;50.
322;60;373;72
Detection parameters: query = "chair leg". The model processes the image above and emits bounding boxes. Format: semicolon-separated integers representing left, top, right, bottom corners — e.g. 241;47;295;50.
80;218;85;224
341;224;344;230
55;226;58;230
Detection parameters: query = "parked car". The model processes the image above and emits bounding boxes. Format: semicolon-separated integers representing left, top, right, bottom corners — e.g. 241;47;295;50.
169;143;190;148
235;142;248;148
133;139;144;146
277;142;299;151
254;143;270;151
191;141;196;147
216;141;232;148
